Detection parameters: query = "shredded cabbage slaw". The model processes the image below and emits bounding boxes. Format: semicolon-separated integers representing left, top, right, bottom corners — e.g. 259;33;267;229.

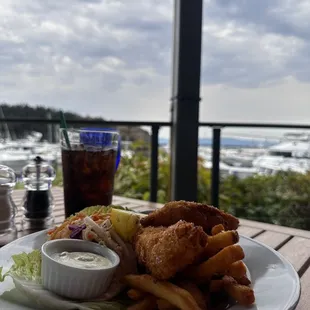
47;206;125;245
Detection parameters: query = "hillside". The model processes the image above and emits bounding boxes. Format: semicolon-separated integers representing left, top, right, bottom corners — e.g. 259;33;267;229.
0;104;150;143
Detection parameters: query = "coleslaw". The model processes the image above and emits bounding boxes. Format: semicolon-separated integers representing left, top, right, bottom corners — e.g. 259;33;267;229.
47;205;130;244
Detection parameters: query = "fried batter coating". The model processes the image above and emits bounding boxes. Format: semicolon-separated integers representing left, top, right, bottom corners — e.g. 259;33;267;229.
134;220;208;280
140;200;239;233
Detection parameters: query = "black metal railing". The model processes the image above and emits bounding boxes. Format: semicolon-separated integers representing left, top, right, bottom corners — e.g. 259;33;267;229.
1;118;310;206
205;123;310;208
0;118;171;203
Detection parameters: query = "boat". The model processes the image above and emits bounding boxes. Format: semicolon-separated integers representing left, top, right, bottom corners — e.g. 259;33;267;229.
253;132;310;175
199;132;310;178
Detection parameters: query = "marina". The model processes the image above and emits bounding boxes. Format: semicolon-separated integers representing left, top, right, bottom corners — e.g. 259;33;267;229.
1;131;310;179
165;132;310;178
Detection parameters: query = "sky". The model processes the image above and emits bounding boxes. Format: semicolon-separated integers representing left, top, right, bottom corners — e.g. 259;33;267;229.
1;0;310;139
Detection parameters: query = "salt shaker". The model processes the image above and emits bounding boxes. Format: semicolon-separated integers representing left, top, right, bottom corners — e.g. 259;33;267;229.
21;156;56;232
0;165;17;246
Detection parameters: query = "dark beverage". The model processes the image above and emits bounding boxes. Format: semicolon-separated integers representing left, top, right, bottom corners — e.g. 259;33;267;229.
62;148;117;218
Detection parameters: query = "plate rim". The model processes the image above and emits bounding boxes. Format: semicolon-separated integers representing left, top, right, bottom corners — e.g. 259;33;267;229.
0;231;302;310
240;234;301;310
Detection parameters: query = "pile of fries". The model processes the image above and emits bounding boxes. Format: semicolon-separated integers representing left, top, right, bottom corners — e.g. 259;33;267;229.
124;224;255;310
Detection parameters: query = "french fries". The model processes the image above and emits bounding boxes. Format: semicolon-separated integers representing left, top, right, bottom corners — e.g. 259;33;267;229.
225;260;247;278
155;281;207;310
209;279;224;293
157;299;177;310
127;289;146;301
204;230;239;257
236;275;251;286
222;276;255;306
210;275;251;291
177;281;207;310
124;274;201;310
128;295;157;310
184;244;245;283
211;224;225;235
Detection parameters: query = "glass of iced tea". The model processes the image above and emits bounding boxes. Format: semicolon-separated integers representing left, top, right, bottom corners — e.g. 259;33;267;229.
60;128;121;218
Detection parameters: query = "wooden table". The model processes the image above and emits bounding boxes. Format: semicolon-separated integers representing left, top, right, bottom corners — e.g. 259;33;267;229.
13;187;310;310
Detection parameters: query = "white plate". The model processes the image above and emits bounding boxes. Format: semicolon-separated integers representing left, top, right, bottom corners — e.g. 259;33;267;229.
0;231;301;310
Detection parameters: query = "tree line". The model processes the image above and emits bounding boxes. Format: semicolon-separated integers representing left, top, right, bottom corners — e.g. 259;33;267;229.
0;104;150;142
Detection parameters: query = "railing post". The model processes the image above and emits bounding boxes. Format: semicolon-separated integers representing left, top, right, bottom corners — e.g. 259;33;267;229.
150;125;159;202
170;0;203;201
211;127;221;208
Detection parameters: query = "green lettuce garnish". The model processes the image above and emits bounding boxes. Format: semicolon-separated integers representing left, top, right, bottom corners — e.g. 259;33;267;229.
79;205;110;216
0;250;41;283
0;250;131;310
67;205;132;220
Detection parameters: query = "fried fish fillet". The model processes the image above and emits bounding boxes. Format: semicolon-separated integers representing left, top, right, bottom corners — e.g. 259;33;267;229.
140;200;239;233
134;220;208;280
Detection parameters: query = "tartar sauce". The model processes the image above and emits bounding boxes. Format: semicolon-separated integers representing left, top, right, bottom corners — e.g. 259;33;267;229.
52;251;112;269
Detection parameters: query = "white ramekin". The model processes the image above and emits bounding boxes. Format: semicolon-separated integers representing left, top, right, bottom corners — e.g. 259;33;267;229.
41;239;120;300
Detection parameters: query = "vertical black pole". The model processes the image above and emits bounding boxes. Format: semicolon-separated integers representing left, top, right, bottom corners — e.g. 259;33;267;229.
170;0;203;201
211;127;221;208
150;125;159;202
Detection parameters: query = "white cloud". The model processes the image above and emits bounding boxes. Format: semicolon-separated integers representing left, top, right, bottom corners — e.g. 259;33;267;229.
270;0;310;30
0;0;310;139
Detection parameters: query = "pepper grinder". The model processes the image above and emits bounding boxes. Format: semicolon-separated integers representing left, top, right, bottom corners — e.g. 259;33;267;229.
21;156;56;232
0;165;17;246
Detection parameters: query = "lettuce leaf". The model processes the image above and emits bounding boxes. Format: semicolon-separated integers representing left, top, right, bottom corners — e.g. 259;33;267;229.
0;250;130;310
0;250;41;283
67;205;133;220
13;278;85;310
108;205;132;212
10;278;128;310
79;206;110;216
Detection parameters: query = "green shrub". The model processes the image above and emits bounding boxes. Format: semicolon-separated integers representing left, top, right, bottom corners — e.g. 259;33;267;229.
115;143;310;230
38;141;310;230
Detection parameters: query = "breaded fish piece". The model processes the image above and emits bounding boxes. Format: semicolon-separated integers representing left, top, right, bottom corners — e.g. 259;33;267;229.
140;200;239;233
134;220;208;280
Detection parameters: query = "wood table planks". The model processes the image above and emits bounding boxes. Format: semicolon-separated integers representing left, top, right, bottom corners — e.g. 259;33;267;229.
237;226;264;238
254;230;291;250
240;218;310;239
278;237;310;276
10;187;310;309
298;266;310;310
